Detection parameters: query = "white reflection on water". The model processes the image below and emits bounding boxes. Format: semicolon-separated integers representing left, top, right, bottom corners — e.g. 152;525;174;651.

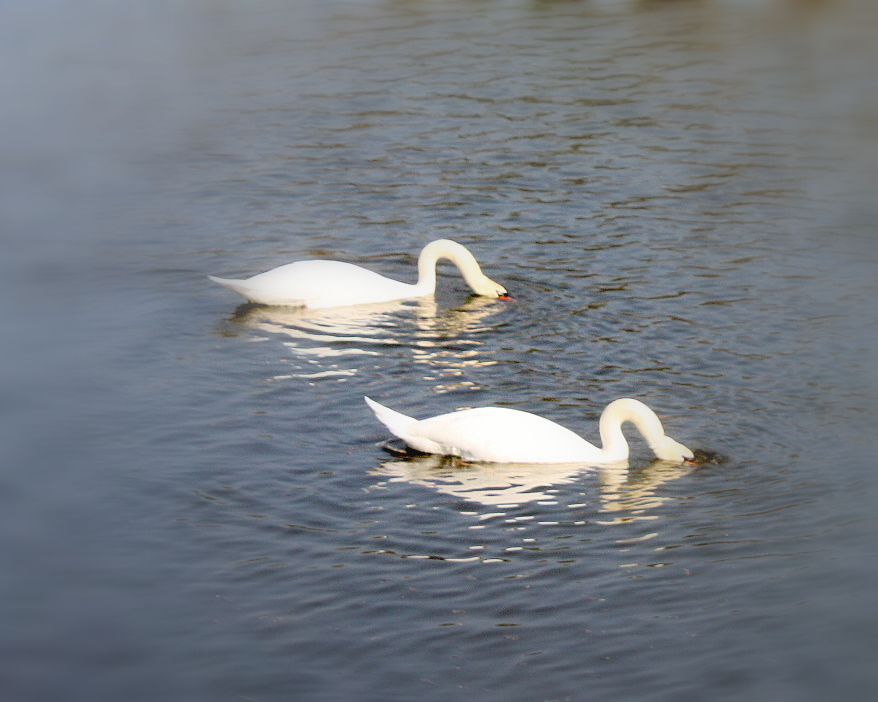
370;453;695;517
372;454;590;506
226;296;505;386
409;296;504;393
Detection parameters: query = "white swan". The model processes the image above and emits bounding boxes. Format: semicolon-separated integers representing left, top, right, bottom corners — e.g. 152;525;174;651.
208;239;509;308
365;396;694;465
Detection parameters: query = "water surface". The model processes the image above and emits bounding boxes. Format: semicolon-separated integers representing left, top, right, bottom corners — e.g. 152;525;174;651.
1;1;876;701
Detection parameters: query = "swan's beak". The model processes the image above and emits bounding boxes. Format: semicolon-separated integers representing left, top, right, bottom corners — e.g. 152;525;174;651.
498;292;515;301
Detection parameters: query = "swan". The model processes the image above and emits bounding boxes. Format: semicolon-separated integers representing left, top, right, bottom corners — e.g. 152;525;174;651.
364;396;694;465
208;239;510;308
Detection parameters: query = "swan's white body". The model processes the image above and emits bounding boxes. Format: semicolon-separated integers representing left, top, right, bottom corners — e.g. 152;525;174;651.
209;239;508;308
365;396;694;465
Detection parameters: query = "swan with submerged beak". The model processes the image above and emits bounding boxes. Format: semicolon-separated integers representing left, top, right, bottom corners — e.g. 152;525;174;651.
365;396;694;465
209;239;509;308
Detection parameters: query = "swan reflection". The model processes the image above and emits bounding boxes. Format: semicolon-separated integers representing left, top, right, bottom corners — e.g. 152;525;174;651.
409;296;504;393
371;453;695;516
223;296;506;386
230;299;410;349
596;460;695;521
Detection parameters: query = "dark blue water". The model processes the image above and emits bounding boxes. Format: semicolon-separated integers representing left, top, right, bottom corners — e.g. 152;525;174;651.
2;1;876;701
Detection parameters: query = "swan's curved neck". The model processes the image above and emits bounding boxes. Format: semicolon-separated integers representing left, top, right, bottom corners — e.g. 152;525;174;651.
414;240;487;295
597;398;670;461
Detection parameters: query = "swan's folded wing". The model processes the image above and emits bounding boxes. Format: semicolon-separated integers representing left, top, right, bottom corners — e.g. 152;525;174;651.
208;275;307;306
411;407;598;464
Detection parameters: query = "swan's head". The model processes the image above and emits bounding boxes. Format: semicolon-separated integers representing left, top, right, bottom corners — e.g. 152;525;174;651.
472;275;512;299
425;240;512;299
651;436;695;463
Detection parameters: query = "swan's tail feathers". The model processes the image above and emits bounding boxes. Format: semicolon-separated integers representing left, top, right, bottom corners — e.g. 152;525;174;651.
365;397;447;456
208;275;266;304
209;275;251;297
364;396;418;440
208;275;240;288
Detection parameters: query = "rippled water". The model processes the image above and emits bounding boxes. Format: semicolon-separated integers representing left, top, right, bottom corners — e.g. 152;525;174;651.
2;1;876;701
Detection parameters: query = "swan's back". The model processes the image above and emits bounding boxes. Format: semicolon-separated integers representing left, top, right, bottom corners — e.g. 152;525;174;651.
212;260;416;307
412;407;599;464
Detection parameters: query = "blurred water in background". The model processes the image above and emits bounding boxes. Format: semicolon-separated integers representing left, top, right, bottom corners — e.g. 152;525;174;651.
1;1;876;701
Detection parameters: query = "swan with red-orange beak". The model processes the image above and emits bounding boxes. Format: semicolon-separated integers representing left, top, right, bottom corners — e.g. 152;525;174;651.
209;239;510;308
365;397;694;465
